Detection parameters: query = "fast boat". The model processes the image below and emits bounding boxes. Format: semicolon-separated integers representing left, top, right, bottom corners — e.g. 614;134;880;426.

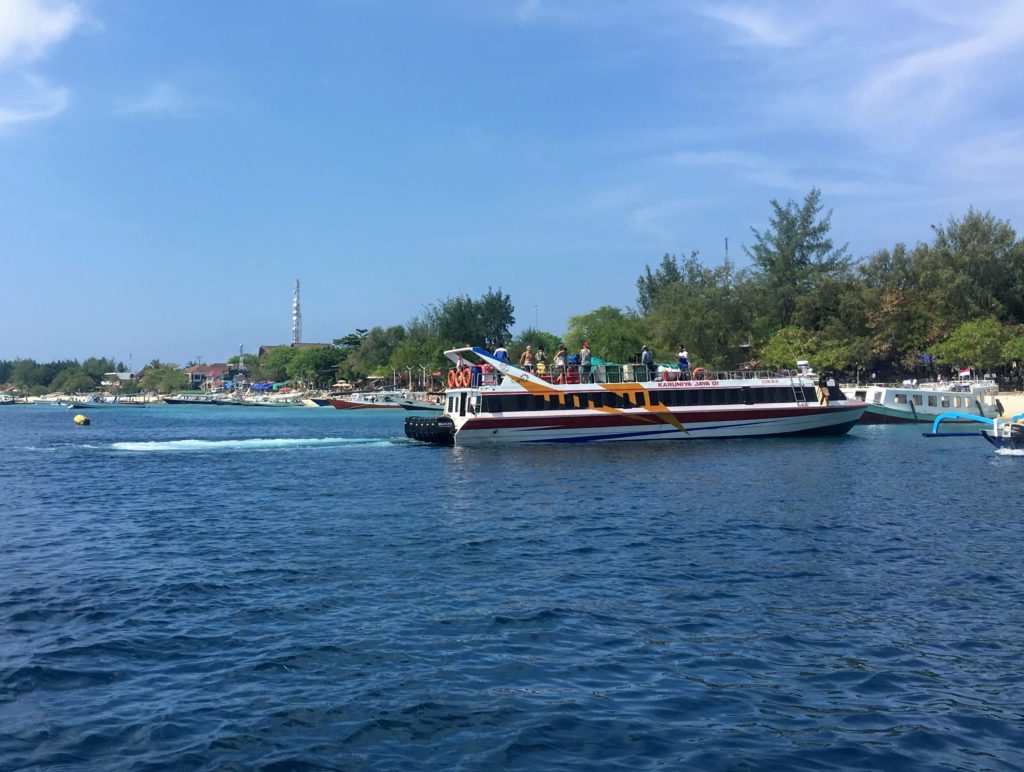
0;394;16;405
327;390;406;409
405;347;866;446
398;392;444;411
849;379;1000;423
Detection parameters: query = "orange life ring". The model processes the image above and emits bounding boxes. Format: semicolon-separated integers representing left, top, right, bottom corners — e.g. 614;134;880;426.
447;370;458;388
692;367;707;380
458;368;471;388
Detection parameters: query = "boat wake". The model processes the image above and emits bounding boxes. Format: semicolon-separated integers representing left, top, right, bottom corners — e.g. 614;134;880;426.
994;447;1024;457
110;437;399;452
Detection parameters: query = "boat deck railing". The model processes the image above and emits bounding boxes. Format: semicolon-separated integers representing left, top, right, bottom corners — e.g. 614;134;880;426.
461;364;809;387
857;380;996;392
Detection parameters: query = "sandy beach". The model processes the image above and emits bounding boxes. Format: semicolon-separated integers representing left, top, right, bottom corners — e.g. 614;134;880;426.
998;391;1024;416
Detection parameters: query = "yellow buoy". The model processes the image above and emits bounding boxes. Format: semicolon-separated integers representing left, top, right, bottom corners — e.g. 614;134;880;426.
73;414;90;425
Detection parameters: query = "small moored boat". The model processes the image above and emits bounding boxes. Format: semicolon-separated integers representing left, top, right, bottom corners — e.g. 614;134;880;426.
328;391;407;410
925;410;1024;451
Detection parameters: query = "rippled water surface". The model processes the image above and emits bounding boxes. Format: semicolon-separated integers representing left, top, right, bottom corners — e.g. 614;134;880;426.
2;404;1023;769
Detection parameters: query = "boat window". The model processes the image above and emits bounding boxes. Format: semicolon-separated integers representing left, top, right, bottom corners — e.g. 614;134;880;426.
928;396;937;407
941;397;950;407
649;391;662;406
717;388;741;405
634;392;645;407
548;394;560;410
895;394;907;404
912;395;923;405
803;387;818;402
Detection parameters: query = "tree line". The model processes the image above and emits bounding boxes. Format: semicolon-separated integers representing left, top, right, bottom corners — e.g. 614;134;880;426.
6;189;1024;394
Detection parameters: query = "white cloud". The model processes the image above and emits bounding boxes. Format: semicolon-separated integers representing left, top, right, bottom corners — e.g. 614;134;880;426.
0;0;82;67
0;0;81;129
516;0;543;24
0;73;66;126
694;3;812;48
114;81;192;117
853;3;1024;130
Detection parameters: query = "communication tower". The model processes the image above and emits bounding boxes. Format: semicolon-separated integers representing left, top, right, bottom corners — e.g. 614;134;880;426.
292;279;302;345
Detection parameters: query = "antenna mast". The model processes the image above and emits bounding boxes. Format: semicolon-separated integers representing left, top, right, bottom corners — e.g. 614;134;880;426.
292;279;302;345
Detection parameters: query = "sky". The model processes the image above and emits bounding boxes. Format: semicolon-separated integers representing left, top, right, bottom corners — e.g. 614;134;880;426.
3;0;1024;365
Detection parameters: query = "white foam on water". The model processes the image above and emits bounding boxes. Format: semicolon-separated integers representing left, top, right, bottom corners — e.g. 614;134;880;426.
111;437;395;452
994;448;1024;457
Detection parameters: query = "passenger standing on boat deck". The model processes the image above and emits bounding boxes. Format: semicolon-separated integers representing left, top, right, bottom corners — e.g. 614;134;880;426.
493;344;509;364
554;345;567;382
641;345;656;381
677;346;689;380
818;372;830;406
519;345;534;372
535;345;547;375
580;341;592;383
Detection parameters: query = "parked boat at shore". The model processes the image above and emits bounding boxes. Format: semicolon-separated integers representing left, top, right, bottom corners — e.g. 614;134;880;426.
328;390;408;410
163;393;221;405
398;392;444;411
63;393;149;409
406;347;866;446
849;379;999;423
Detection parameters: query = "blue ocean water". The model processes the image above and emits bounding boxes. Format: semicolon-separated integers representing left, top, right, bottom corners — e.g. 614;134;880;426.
1;404;1023;770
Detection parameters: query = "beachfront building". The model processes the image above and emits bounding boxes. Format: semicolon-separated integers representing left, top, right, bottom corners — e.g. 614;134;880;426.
184;364;231;390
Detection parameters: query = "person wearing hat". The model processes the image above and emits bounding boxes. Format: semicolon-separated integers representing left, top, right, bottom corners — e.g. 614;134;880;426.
641;345;656;381
579;340;592;384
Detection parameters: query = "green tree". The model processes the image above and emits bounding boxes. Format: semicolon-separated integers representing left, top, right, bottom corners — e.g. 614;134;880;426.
10;359;42;388
746;188;849;328
636;252;690;314
138;365;188;394
511;328;562;365
51;367;97;394
259;346;298;381
920;208;1024;324
1001;326;1024;366
286;347;343;388
639;253;754;369
758;326;815;370
346;326;407;378
565;306;644;362
932;318;1006;371
426;288;515;349
81;357;118;381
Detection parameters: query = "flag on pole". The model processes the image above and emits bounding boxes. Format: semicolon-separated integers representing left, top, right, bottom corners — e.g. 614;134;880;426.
959;367;971;379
